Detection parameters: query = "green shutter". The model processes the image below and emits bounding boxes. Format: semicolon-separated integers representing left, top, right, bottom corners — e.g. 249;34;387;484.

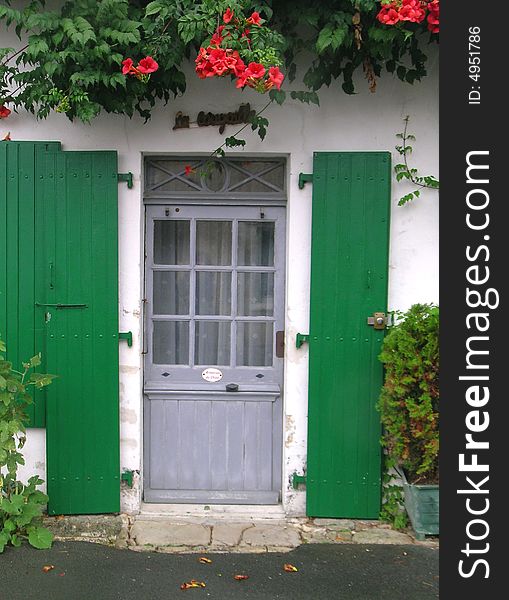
0;141;61;428
36;149;120;514
306;152;391;518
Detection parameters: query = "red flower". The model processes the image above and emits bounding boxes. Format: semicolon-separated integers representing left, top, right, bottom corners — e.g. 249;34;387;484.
121;58;134;75
246;12;262;26
210;32;223;46
399;0;426;23
0;105;11;119
245;62;265;79
268;66;284;90
184;165;195;176
223;8;234;23
137;56;159;74
377;4;400;25
236;73;249;88
427;0;439;33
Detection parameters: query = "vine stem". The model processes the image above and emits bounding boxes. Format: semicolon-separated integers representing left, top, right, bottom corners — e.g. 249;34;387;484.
0;45;29;66
400;115;437;191
210;99;273;159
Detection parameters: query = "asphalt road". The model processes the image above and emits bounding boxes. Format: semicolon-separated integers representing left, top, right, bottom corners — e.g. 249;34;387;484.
0;541;438;600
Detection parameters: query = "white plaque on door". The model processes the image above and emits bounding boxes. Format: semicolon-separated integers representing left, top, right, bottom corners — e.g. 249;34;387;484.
201;368;223;383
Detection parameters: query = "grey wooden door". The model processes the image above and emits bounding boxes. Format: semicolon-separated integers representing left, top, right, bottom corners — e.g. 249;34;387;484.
144;204;285;503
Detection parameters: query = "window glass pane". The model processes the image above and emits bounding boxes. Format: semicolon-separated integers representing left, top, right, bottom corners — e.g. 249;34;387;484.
237;272;274;317
238;222;274;266
196;221;232;265
196;272;231;315
153;321;189;364
154;220;190;265
153;271;189;315
195;321;231;365
236;322;273;366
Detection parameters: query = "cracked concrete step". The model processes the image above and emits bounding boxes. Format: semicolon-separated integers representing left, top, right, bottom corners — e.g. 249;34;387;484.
130;521;211;547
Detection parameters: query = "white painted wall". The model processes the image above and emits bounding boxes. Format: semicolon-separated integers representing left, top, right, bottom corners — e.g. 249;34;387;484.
2;32;438;515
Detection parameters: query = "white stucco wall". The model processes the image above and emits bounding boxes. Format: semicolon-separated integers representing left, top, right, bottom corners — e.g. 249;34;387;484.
3;36;438;515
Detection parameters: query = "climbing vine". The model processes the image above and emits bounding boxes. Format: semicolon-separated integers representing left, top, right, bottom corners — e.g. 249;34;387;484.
0;0;438;127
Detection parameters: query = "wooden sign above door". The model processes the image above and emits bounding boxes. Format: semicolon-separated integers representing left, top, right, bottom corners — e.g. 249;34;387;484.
173;103;256;134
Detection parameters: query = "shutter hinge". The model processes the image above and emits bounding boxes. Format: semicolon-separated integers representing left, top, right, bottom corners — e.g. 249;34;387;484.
296;333;309;348
298;173;313;189
292;472;307;489
121;470;134;488
119;331;133;347
118;172;133;189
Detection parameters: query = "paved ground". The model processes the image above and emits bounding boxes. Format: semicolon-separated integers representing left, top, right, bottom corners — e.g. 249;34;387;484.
1;540;438;600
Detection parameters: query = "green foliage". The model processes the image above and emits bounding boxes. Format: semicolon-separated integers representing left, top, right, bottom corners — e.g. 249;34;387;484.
394;116;440;206
377;304;439;485
0;338;56;553
0;0;437;123
380;466;409;529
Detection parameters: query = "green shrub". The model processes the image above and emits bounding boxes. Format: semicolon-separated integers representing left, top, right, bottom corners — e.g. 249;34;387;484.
378;304;439;485
0;338;56;553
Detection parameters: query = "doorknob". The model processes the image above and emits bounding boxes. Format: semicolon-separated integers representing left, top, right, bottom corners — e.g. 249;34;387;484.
226;383;239;392
367;312;391;330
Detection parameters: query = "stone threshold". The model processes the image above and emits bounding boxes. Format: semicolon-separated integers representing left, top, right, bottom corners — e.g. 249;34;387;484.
43;514;438;554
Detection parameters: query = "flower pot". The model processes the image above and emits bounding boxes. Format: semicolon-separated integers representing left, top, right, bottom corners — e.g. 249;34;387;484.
397;468;439;540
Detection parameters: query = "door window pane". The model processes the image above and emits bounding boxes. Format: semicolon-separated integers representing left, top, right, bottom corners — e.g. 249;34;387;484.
196;221;232;265
196;272;231;315
195;321;231;365
238;222;274;266
237;272;274;317
154;220;190;265
236;322;273;366
153;271;189;315
153;321;189;364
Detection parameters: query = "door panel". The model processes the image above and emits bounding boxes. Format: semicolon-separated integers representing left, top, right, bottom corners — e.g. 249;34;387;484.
306;152;391;518
144;203;285;503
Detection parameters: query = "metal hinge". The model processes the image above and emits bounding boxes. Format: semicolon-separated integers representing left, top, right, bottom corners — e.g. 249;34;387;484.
118;172;133;189
296;333;309;348
121;470;134;488
119;331;133;347
298;173;313;189
292;472;307;489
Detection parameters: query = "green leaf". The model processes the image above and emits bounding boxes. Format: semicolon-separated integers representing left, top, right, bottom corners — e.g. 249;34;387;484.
27;526;53;550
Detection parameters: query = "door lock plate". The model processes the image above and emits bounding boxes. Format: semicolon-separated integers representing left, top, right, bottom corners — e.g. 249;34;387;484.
367;312;390;330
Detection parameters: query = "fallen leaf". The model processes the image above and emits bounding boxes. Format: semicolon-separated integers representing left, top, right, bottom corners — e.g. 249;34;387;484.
42;565;55;573
180;580;206;590
234;574;249;580
198;557;212;564
283;563;298;572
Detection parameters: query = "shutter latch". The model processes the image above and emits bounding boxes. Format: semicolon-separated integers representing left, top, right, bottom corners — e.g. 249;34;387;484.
296;333;309;348
367;312;392;330
298;173;313;189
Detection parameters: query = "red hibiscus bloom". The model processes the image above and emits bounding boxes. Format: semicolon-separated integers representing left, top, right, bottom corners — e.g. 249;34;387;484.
246;12;262;25
223;8;234;23
245;62;265;79
137;56;159;74
268;66;285;90
121;58;134;75
377;4;400;25
0;105;11;119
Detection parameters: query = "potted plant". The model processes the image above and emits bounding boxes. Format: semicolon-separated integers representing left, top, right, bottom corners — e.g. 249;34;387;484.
378;304;439;539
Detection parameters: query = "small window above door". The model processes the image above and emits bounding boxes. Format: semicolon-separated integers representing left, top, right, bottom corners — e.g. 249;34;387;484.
144;157;286;201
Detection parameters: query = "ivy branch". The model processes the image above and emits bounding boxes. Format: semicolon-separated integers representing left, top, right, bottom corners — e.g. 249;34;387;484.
394;116;439;206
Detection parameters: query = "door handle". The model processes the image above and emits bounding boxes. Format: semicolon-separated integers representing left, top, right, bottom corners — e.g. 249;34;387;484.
226;383;239;392
36;303;88;309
